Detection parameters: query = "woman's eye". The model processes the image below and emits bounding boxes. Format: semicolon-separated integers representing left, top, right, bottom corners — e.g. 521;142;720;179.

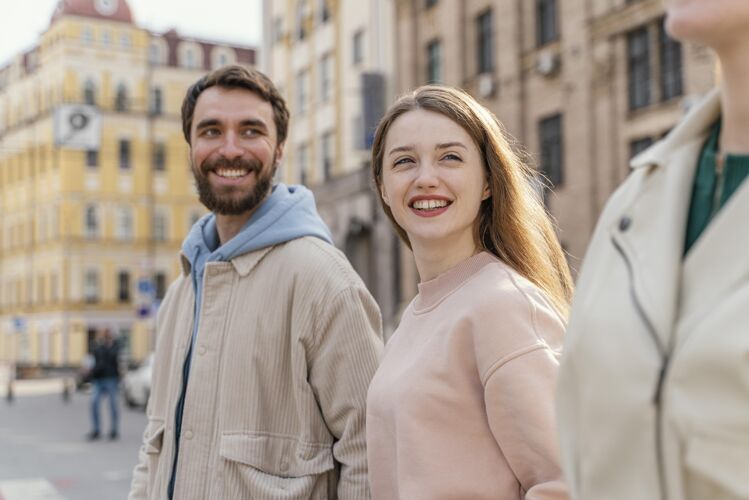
442;153;461;162
393;157;414;167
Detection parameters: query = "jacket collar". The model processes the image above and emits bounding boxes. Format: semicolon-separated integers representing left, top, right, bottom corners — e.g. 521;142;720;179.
611;89;721;350
180;246;276;278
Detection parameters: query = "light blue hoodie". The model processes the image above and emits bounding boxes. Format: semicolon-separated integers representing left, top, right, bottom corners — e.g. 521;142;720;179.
168;183;333;498
181;183;333;338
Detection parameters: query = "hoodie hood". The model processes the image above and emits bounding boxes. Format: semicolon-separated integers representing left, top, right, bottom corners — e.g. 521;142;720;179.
182;183;333;278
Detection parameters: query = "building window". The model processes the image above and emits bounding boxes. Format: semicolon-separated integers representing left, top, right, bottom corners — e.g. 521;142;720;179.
321;131;334;181
629;136;654;159
86;149;98;168
296;0;309;40
152;142;166;171
85;205;99;239
425;0;438;7
120;33;131;48
84;269;99;303
273;17;284;45
148;42;161;64
119;139;131;169
296;69;309;114
50;273;58;303
152;210;168;241
115;83;128;112
150;87;163;115
320;0;331;23
82;26;94;44
298;143;309;185
116;206;133;240
627;26;651;110
539;114;564;187
659;21;683;102
118;271;131;303
476;9;493;74
537;0;558;46
102;30;111;46
154;272;167;300
83;79;96;105
426;39;442;83
320;53;333;102
353;30;364;65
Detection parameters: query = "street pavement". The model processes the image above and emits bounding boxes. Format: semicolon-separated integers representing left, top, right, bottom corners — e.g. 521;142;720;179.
0;379;147;500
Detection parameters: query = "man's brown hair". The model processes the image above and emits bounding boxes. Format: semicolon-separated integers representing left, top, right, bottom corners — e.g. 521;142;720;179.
181;65;290;145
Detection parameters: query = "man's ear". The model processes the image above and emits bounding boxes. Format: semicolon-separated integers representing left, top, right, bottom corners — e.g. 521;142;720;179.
275;143;285;166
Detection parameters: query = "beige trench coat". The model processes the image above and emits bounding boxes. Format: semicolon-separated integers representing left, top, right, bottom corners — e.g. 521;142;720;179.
128;236;383;500
558;88;749;500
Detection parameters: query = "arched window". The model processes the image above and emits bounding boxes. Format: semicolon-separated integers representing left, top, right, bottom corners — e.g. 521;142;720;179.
296;0;310;40
115;83;128;112
85;205;99;239
83;79;96;105
150;87;163;115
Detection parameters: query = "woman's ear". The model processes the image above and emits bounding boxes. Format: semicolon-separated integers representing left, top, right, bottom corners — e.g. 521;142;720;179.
482;183;491;201
380;183;390;206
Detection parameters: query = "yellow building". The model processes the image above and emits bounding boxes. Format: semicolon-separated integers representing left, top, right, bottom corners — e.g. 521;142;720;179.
0;0;256;371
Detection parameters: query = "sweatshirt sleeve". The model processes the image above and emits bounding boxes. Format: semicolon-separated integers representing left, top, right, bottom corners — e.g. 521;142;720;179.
307;285;384;500
478;282;569;500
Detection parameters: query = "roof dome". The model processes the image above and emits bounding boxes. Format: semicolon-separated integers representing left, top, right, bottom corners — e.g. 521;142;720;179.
50;0;134;25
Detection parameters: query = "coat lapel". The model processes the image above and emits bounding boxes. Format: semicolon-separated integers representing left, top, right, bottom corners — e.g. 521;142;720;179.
610;141;701;350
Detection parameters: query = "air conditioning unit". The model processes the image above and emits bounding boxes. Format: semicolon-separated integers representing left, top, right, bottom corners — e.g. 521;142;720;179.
477;73;495;98
536;51;560;77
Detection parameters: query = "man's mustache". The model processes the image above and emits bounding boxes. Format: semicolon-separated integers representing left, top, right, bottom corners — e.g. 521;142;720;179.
200;157;263;173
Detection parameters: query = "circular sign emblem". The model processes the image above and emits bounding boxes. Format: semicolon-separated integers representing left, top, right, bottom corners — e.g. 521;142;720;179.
94;0;119;16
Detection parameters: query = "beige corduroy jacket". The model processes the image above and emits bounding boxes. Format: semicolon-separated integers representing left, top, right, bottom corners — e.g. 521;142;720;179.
128;236;383;500
558;89;749;500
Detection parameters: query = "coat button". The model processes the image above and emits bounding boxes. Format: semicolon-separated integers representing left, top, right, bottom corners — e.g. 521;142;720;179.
279;459;289;473
198;345;207;355
184;431;193;440
619;216;632;231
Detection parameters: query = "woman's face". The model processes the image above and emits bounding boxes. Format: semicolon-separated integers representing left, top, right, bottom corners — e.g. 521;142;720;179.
664;0;749;47
380;108;490;254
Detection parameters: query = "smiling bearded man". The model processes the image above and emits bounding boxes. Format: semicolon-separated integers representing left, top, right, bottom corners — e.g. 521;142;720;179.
128;65;383;500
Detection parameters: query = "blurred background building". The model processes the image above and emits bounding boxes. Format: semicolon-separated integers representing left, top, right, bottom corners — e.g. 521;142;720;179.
263;0;717;336
1;0;721;370
0;0;255;371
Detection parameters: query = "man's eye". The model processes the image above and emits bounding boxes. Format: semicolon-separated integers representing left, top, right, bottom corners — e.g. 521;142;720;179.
202;128;220;137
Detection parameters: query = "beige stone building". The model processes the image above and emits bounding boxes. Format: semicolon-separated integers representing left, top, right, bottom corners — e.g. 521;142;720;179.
393;0;717;284
0;0;255;370
263;0;404;331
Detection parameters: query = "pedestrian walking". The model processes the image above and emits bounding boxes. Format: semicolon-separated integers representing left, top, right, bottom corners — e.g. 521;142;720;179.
366;85;572;500
557;1;749;499
128;65;383;500
87;328;120;441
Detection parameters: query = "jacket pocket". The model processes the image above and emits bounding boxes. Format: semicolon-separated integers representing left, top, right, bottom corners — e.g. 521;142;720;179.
684;432;749;499
144;418;166;497
218;432;334;500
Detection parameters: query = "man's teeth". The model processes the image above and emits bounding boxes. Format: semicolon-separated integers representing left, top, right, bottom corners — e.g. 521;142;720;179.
215;168;249;178
412;199;449;210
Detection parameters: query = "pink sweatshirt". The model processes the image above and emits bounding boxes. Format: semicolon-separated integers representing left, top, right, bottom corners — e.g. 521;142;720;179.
366;252;568;500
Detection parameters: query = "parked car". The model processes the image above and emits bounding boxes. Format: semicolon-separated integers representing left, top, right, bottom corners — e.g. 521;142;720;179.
123;353;153;409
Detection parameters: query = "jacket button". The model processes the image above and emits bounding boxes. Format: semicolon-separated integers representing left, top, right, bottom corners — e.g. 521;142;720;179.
184;431;193;440
619;216;632;231
198;345;206;355
279;459;289;473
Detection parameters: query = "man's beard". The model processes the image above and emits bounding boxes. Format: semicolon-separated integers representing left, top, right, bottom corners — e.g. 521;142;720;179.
193;155;276;216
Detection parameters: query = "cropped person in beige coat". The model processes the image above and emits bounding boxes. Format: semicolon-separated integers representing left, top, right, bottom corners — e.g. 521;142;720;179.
127;66;383;500
367;85;573;500
557;1;749;499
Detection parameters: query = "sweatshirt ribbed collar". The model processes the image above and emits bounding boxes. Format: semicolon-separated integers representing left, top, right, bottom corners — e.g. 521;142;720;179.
413;252;498;313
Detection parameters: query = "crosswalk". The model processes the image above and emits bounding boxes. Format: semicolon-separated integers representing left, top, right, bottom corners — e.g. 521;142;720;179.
0;478;67;500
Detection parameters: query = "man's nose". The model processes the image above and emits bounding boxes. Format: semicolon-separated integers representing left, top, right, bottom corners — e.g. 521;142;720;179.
218;131;244;159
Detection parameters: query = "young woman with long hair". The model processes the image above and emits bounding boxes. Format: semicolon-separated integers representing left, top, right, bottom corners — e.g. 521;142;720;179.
366;85;572;500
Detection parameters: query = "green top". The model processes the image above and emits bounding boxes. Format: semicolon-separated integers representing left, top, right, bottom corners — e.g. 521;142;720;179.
684;120;749;255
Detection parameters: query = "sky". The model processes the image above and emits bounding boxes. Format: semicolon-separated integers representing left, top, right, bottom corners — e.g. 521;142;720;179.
0;0;263;66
